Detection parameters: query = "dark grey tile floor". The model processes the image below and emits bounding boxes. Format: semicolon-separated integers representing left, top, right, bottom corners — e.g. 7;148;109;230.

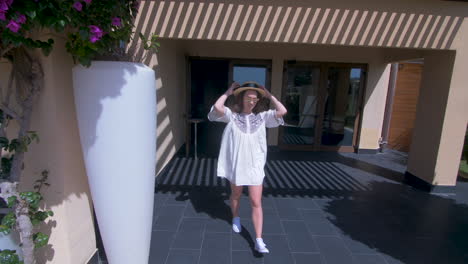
98;150;468;264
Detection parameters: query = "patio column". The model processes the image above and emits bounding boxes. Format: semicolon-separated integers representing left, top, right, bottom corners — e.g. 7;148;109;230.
267;57;285;146
405;49;468;192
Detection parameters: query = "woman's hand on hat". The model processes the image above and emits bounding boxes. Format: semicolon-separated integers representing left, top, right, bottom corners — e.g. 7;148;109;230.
260;85;272;99
226;82;240;96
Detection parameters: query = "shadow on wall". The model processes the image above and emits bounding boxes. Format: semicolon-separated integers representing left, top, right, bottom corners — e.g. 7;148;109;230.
73;63;136;154
133;0;465;50
124;8;183;174
151;58;180;175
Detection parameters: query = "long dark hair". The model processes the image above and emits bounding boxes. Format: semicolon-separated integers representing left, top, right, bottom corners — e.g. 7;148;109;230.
231;90;268;114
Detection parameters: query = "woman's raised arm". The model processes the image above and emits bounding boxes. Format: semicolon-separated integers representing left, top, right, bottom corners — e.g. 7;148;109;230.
213;82;239;116
261;86;287;118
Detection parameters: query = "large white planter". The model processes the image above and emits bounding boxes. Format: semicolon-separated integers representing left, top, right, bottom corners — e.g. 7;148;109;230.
72;61;156;264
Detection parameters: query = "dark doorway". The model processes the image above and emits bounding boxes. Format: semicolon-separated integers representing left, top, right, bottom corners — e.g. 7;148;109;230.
187;58;272;158
189;59;229;157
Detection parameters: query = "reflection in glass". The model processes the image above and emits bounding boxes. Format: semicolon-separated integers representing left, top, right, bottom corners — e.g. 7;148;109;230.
230;66;269;111
282;65;320;145
233;66;266;85
321;68;361;146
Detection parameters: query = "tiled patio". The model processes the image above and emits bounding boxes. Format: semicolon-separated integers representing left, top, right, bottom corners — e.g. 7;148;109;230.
101;150;468;264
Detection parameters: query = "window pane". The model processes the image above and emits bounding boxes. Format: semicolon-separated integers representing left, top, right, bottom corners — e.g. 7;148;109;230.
233;66;266;85
321;67;362;146
282;65;321;145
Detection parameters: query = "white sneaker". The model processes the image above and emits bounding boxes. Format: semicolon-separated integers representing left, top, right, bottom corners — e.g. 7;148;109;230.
255;238;270;253
232;217;241;233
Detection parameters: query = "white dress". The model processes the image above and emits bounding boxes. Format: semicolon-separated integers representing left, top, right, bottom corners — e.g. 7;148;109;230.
207;106;284;186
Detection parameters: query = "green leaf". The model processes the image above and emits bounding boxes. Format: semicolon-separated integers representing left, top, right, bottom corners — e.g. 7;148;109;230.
1;157;13;178
7;139;20;152
0;225;11;235
47;211;54;217
0;249;21;264
42;46;53;57
1;212;16;233
7;196;17;208
31;211;50;226
33;232;49;248
25;10;36;19
57;20;66;28
19;192;42;210
78;57;92;67
0;137;9;149
27;131;40;143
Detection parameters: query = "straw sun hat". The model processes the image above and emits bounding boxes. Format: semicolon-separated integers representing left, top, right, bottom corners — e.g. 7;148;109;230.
232;81;266;97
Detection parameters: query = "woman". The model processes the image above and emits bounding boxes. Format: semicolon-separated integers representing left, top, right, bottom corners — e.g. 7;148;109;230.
208;81;287;253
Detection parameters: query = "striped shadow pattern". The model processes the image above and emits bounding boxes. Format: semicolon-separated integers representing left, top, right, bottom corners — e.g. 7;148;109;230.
156;157;369;196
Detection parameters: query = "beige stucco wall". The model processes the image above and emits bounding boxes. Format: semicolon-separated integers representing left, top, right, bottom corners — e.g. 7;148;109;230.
0;34;96;263
140;0;468;50
407;20;468;186
359;63;390;150
144;0;468;187
149;41;187;175
0;1;463;263
142;0;468;156
154;39;399;150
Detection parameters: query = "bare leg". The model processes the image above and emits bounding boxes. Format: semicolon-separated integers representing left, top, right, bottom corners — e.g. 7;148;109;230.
230;184;243;218
248;185;263;238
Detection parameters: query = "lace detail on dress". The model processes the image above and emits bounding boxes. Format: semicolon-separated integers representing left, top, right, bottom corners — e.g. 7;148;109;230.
249;114;264;133
233;113;264;134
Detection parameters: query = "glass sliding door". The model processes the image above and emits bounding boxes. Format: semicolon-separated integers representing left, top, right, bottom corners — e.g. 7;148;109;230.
280;63;321;147
321;67;363;150
280;61;366;152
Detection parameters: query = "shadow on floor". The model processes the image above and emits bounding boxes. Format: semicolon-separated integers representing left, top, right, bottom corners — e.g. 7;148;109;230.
325;180;468;264
166;187;265;259
152;148;468;264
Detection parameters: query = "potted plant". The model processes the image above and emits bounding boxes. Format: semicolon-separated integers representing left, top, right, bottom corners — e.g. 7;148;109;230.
68;2;159;264
0;0;159;263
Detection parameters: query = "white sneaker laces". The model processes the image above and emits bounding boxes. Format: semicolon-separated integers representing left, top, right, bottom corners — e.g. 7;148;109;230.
255;238;270;253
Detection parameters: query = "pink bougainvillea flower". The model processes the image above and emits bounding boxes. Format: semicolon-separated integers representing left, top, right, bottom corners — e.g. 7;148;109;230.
0;10;6;21
6;20;20;32
111;17;122;27
89;25;104;43
73;1;82;11
89;25;102;34
83;0;92;4
16;13;26;24
0;2;9;11
89;35;100;43
0;0;12;10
